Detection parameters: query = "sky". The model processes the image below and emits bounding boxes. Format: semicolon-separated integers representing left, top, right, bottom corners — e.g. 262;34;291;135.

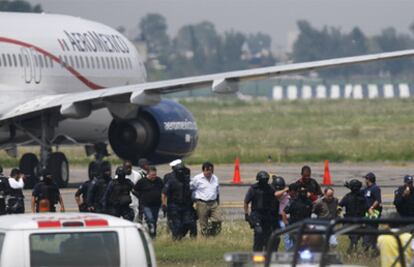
26;0;414;51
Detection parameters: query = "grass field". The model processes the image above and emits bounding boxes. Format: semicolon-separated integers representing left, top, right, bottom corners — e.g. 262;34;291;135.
154;220;380;267
1;98;414;166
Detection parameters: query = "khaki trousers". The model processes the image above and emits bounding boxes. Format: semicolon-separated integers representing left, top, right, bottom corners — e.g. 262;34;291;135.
195;200;222;233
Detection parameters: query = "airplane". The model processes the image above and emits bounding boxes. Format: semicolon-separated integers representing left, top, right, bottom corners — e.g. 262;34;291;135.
0;11;413;188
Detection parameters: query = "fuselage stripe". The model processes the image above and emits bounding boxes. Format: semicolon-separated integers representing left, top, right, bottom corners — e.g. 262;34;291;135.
0;36;105;90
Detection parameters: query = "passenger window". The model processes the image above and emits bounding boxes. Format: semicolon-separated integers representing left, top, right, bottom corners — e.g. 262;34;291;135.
38;55;43;68
101;57;106;69
12;54;17;67
7;54;12;67
74;56;80;69
120;57;124;69
30;232;120;267
79;56;84;69
43;55;48;68
2;54;6;67
106;57;110;69
69;56;74;68
128;58;132;69
111;57;115;69
85;56;89;68
95;57;100;69
115;57;120;69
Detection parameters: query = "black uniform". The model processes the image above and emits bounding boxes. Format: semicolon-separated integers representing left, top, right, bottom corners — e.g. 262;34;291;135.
294;178;322;202
0;175;9;215
394;186;414;217
103;175;134;221
32;180;61;212
163;166;196;240
75;180;90;212
87;175;110;213
245;182;279;251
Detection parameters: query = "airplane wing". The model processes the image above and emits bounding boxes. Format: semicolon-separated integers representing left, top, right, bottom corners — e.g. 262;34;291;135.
2;49;414;122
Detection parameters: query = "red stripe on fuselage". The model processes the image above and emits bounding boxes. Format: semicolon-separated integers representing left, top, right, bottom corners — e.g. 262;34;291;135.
0;36;105;90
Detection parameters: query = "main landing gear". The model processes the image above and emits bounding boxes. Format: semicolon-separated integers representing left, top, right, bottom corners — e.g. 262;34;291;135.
16;113;69;188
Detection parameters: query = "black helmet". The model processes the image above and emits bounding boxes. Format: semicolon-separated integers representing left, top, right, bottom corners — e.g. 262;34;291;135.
272;176;286;190
348;179;362;192
100;161;111;173
256;171;270;182
115;166;126;179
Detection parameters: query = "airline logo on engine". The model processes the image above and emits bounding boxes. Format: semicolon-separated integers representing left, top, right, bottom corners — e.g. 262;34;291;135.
164;120;197;131
57;30;130;54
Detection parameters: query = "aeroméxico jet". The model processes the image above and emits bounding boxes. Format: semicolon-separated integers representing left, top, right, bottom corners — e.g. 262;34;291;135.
0;12;413;187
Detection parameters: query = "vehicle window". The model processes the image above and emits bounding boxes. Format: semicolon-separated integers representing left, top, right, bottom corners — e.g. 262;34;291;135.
12;54;17;67
30;231;120;267
137;228;152;267
0;233;5;260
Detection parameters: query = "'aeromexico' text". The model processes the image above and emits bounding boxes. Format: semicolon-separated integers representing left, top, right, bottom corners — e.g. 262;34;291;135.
58;30;130;54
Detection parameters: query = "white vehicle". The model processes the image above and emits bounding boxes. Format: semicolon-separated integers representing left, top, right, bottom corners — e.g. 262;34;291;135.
0;12;414;187
0;212;156;267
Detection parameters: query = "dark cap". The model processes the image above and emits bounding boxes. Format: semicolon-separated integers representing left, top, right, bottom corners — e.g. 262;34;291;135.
404;175;413;183
364;172;376;182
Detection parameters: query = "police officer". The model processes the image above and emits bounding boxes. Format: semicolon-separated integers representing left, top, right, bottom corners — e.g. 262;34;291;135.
161;163;197;240
339;179;368;252
393;175;414;217
31;169;65;213
272;176;293;250
103;166;134;221
75;168;97;212
7;168;25;214
0;166;10;215
244;171;279;251
362;172;381;255
87;161;112;213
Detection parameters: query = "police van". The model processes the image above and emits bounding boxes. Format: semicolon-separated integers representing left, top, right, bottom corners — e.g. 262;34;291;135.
0;212;156;266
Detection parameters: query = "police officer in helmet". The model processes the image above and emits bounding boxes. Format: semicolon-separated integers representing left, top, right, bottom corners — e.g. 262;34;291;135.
75;165;98;212
0;165;10;215
339;179;368;252
393;175;414;217
244;171;279;251
103;166;134;221
31;169;65;213
161;162;197;240
87;161;112;213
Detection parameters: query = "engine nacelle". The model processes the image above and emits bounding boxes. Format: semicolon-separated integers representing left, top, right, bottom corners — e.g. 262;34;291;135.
108;99;198;165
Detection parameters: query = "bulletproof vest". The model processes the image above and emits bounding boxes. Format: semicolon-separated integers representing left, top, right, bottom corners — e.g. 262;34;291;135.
345;192;367;217
167;176;191;205
0;176;9;198
109;179;132;205
251;183;276;212
80;181;90;201
92;178;108;205
289;197;313;223
38;182;58;205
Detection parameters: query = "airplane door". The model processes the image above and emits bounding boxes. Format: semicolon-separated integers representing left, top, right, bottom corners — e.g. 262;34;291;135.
30;48;41;84
21;47;32;83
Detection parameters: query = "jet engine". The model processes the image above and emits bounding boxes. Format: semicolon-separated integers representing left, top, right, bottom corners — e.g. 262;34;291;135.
108;99;198;165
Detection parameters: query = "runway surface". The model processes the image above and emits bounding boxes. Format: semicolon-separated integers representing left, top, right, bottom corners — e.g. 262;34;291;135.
13;162;413;212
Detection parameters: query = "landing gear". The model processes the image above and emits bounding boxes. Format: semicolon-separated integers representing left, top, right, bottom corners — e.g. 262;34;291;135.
47;152;69;187
15;113;70;188
19;153;39;189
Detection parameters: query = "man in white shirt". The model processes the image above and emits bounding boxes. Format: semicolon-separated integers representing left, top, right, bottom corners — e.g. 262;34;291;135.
123;160;146;222
190;162;222;236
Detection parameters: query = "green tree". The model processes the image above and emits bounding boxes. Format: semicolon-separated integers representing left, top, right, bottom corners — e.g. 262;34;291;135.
247;32;272;55
222;30;246;70
139;13;170;56
0;0;42;12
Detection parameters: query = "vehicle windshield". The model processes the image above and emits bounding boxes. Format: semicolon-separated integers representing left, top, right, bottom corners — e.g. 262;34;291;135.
30;231;120;267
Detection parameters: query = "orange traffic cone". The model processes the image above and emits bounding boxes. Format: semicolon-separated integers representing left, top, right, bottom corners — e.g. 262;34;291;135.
323;160;332;185
232;157;242;184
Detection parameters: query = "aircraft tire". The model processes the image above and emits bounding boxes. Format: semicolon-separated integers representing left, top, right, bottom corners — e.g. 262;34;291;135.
19;153;39;189
47;152;69;188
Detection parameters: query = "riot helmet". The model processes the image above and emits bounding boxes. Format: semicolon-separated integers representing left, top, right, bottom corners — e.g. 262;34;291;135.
256;171;270;185
348;179;362;193
174;163;190;182
116;166;126;180
100;161;112;180
41;168;53;184
272;176;286;190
